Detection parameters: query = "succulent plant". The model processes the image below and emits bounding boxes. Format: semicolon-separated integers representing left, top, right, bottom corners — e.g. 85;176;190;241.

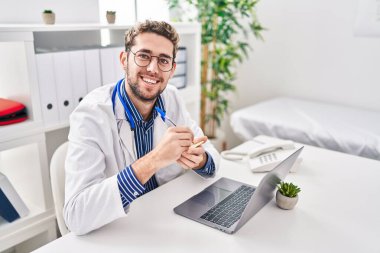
106;11;116;15
43;9;54;14
277;181;301;198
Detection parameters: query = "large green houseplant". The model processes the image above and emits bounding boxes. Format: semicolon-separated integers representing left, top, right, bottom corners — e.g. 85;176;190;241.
168;0;264;138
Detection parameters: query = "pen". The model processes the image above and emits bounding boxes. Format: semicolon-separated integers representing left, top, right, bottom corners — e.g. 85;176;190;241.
166;117;205;148
160;112;205;148
155;107;177;127
165;117;177;127
191;140;204;148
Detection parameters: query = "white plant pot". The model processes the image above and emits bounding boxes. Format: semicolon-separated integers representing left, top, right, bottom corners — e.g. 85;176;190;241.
276;190;298;210
106;14;116;24
42;13;55;25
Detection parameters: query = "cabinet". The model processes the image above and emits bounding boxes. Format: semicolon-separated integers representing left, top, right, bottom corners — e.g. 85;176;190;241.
0;23;201;252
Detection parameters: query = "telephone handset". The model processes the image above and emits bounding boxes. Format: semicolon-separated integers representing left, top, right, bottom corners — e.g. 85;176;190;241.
221;140;295;161
221;137;302;173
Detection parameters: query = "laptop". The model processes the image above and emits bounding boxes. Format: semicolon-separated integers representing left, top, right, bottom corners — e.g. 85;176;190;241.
173;146;303;234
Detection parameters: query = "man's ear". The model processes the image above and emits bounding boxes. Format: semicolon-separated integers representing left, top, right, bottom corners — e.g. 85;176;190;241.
169;62;177;79
119;51;127;64
120;51;127;69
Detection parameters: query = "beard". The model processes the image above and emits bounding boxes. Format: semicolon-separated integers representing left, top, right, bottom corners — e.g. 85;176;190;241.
125;59;165;102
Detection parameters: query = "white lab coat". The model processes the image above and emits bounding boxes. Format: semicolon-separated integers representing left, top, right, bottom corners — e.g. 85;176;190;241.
64;83;220;235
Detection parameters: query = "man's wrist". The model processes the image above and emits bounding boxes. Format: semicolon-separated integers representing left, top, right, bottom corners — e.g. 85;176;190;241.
193;152;207;170
147;148;171;171
131;151;159;184
144;150;160;172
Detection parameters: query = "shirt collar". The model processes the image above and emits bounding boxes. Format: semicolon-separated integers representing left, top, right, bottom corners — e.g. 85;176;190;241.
121;80;165;128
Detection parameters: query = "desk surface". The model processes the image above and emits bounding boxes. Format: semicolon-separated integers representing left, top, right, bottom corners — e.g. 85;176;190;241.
33;138;380;253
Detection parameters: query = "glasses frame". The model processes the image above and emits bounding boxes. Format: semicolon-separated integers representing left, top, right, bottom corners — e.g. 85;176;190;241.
128;49;175;72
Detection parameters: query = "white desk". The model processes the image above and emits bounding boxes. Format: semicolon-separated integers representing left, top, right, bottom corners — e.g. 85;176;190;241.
33;140;380;253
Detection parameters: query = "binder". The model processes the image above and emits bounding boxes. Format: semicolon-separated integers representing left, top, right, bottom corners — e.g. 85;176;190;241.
100;47;124;85
100;48;116;85
113;47;125;82
172;47;187;89
176;47;187;63
170;75;186;89
0;172;29;222
174;62;186;76
69;51;87;107
85;49;102;93
35;53;60;126
53;52;75;122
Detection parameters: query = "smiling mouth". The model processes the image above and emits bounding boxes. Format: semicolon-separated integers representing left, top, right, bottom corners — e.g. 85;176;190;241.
141;76;160;85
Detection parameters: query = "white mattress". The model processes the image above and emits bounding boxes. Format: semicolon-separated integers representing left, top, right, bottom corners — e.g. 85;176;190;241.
231;97;380;160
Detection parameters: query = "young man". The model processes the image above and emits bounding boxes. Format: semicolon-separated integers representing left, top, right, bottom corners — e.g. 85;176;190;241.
64;20;220;235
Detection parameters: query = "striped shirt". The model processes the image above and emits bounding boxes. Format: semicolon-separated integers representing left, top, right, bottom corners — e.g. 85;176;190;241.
116;82;215;208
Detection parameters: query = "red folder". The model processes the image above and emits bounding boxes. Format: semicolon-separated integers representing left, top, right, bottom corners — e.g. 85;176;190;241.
0;98;28;126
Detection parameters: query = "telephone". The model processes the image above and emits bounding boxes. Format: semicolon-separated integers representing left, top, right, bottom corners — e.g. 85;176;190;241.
221;136;303;173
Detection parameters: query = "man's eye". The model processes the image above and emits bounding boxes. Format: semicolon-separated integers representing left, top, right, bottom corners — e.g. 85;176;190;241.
137;53;150;60
159;58;170;65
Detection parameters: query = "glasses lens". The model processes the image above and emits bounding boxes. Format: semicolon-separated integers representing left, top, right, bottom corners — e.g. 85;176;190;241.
157;57;173;72
133;51;173;72
134;52;151;67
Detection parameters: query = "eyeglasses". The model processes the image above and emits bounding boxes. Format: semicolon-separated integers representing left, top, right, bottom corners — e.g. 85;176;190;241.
128;49;174;72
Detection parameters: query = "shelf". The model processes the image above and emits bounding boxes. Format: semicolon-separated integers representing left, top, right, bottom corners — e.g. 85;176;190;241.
0;205;55;252
44;122;70;133
0;23;200;33
0;120;43;144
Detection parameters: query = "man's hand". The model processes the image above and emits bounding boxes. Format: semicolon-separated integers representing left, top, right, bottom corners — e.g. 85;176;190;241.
151;126;194;169
177;136;208;170
132;126;193;184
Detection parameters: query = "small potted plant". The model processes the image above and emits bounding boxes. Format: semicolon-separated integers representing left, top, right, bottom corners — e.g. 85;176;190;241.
276;181;301;210
106;11;116;24
42;9;55;25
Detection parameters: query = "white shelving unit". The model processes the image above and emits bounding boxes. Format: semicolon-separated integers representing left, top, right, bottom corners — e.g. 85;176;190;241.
0;23;201;252
0;134;56;253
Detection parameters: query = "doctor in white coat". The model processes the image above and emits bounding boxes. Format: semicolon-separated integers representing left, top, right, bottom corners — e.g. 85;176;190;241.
64;20;220;235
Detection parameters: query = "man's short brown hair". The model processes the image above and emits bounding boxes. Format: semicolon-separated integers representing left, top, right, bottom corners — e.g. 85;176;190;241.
125;20;180;60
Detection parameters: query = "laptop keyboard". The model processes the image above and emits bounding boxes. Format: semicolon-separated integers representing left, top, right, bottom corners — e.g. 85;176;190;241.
200;185;255;228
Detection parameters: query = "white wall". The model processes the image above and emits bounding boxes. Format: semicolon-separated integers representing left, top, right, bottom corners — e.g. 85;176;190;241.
98;0;169;25
225;0;380;147
0;0;169;25
0;0;99;23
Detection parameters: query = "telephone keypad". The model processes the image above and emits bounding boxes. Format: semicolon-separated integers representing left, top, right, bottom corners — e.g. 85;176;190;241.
259;153;278;164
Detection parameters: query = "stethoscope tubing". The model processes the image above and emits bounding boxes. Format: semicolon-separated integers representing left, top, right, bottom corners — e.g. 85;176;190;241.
112;78;167;130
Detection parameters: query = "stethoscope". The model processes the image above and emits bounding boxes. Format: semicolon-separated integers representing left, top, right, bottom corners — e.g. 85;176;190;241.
111;78;170;165
111;78;167;130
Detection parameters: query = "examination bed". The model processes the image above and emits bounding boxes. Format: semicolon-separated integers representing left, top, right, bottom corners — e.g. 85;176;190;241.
230;97;380;160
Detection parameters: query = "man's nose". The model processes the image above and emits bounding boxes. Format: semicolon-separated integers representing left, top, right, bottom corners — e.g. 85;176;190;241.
146;57;159;73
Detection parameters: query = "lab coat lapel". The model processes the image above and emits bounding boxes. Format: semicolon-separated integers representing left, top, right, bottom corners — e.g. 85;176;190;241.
118;121;136;162
153;117;168;149
114;95;137;162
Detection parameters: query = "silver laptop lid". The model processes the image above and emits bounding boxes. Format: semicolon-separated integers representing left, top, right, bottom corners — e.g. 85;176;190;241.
234;147;303;231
